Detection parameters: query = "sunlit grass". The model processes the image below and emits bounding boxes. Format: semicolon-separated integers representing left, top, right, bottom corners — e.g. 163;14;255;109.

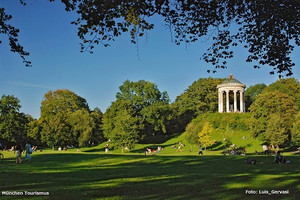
1;132;299;200
1;149;299;200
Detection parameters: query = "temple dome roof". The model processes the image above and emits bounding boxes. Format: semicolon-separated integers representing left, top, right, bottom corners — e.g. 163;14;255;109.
217;74;246;88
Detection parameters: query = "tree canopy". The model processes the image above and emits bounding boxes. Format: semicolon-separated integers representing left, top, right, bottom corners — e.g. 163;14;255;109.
245;83;267;110
0;95;29;143
39;89;96;147
173;77;223;131
103;80;171;147
1;0;299;76
248;90;297;145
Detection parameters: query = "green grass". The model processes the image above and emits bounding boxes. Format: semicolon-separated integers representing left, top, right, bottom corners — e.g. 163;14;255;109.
0;132;299;199
1;147;299;200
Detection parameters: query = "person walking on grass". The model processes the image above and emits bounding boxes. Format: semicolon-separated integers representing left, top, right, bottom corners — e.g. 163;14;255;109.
25;142;32;162
198;145;203;155
15;143;23;164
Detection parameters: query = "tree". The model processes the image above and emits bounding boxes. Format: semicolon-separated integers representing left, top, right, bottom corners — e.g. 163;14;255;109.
27;118;43;146
39;89;90;147
264;78;300;111
198;121;214;150
291;112;300;146
90;107;104;144
248;91;297;139
140;102;172;135
172;78;223;132
102;99;143;153
0;95;29;143
185;120;202;146
114;80;170;140
245;83;267;110
2;1;299;76
68;109;95;147
265;114;290;147
116;80;169;111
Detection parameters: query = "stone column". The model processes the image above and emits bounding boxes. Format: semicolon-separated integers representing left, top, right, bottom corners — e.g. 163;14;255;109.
234;90;237;112
226;90;230;113
221;91;224;113
218;91;221;113
243;91;246;112
240;90;244;112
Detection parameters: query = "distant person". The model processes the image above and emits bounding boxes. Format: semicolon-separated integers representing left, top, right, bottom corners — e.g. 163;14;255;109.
268;145;272;155
245;157;256;165
25;142;32;162
198;145;203;155
32;146;38;152
15;143;23;164
262;145;268;155
274;151;287;164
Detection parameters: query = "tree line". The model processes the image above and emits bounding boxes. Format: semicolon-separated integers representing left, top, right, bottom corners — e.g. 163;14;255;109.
0;77;299;150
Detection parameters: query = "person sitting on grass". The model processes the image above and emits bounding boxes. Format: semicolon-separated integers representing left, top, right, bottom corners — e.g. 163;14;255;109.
274;151;286;164
245;157;256;165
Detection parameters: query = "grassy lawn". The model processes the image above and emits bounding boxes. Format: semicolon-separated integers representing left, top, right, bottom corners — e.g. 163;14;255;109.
0;149;299;200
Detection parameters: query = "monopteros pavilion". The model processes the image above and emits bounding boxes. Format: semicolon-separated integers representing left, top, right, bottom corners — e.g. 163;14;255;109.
217;74;246;113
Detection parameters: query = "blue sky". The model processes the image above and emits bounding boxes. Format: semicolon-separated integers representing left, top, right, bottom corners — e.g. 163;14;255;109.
0;0;299;119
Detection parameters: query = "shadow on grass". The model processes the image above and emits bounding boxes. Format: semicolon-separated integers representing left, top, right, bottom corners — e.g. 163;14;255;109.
0;153;299;200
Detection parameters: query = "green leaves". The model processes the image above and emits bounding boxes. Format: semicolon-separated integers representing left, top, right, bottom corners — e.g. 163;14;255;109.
0;95;29;142
249;84;298;146
103;80;171;150
198;122;214;148
103;99;143;151
39;89;97;147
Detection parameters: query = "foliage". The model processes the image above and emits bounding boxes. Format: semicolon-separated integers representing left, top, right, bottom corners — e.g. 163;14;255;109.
185;120;203;146
140;102;172;135
173;78;224;132
248;91;297;143
116;80;169;111
263;78;300;111
291;112;300;146
102;99;143;152
0;95;29;143
68;109;95;147
40;89;89;118
245;83;267;111
3;1;299;76
184;112;251;147
39;89;91;147
0;3;31;67
265;114;290;147
103;80;171;146
26;118;43;145
90;107;104;143
198;122;214;149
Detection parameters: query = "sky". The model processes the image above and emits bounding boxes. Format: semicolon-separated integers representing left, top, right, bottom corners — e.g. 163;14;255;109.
0;0;299;119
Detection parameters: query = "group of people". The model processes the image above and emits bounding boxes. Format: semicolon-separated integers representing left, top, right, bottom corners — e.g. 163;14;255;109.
145;146;163;156
246;150;290;165
15;142;37;164
262;144;272;155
